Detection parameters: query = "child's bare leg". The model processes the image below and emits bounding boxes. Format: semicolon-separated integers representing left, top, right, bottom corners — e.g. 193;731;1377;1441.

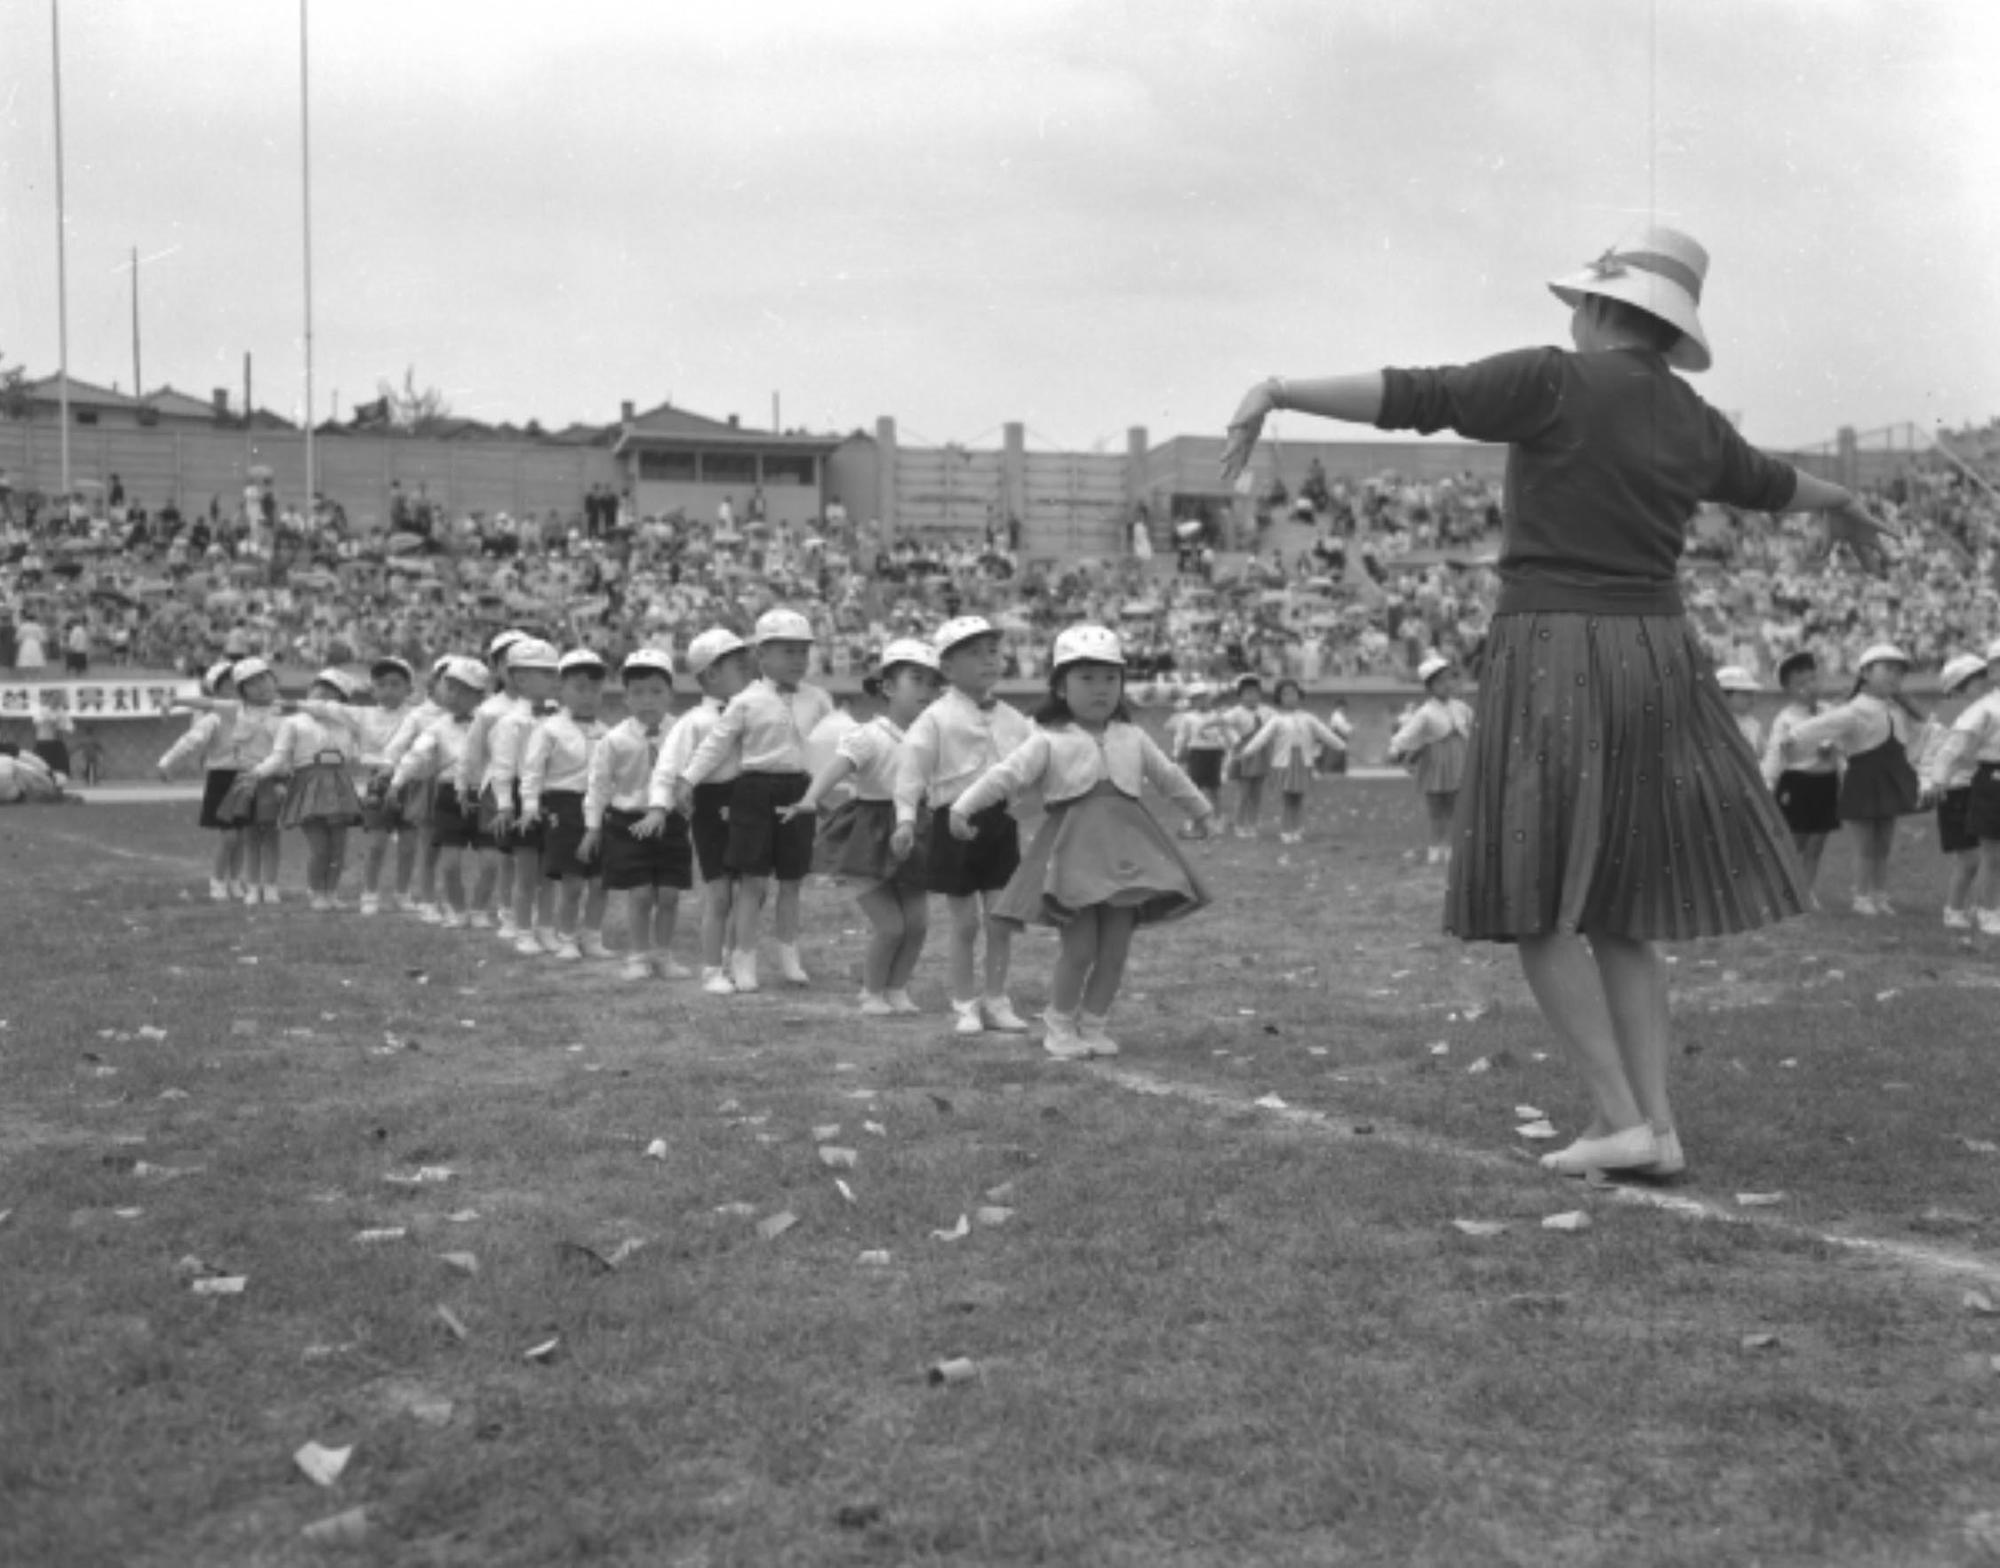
364;827;390;895
1282;792;1304;835
556;877;584;938
857;884;903;995
733;874;770;962
302;824;331;897
981;896;1014;999
1948;849;1979;914
1081;904;1138;1016
1050;907;1101;1016
259;825;282;893
326;825;350;899
470;847;499;913
438;846;466;914
700;879;733;968
583;879;610;938
511;846;544;932
649;889;679;958
773;878;804;945
888;887;930;991
946;894;982;1003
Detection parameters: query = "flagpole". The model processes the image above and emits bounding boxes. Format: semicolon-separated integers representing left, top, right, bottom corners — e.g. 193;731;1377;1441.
51;0;72;501
300;0;315;518
131;245;142;403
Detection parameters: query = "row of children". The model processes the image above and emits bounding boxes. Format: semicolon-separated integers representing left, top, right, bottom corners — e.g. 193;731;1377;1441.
1163;657;1473;858
1718;639;2000;930
157;612;1221;1057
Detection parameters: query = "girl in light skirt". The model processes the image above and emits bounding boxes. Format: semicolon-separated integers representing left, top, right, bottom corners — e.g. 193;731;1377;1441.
789;639;942;1016
1388;655;1474;864
158;660;244;900
242;668;366;911
1232;678;1347;843
952;625;1216;1059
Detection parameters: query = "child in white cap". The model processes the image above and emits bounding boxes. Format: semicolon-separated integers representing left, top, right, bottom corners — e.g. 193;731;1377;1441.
1232;677;1348;843
157;660;243;900
487;637;564;949
586;649;689;981
377;656;454;919
1221;674;1269;837
1919;650;1999;931
243;668;368;911
201;657;288;905
456;628;531;930
953;624;1215;1058
892;615;1036;1036
676;610;832;991
788;638;942;1015
640;627;756;991
388;657;489;926
522;650;612;960
1783;643;1926;915
294;656;422;916
1387;654;1473;865
1761;650;1841;897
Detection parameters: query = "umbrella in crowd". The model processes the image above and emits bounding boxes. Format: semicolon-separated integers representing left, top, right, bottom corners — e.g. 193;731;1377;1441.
385;532;426;556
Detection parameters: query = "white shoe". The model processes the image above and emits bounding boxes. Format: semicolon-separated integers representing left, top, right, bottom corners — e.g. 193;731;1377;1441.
579;933;614;961
553;939;583;962
418;903;444;925
1041;1010;1092;1060
1944;906;1973;930
468;911;494;930
1642;1129;1687;1177
730;953;760;993
885;989;921;1015
1540;1124;1659;1176
1875;898;1897;916
859;992;896;1017
658;958;693;979
259;886;280;906
208;878;229;902
513;934;546;958
702;967;737;995
535;927;563;954
359;893;381;917
309;894;332;913
1851;894;1880;917
952;1000;985;1037
777;944;811;986
228;879;250;901
1077;1013;1120;1057
1979;910;2000;937
981;996;1029;1033
440;910;466;930
620;956;654;982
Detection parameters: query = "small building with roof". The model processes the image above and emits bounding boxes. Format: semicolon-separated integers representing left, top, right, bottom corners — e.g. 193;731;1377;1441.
612;399;841;526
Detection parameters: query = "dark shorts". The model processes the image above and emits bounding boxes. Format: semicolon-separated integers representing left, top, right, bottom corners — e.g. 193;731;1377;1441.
1774;770;1841;837
503;784;545;855
1968;764;2000;843
199;768;240;830
540;791;596;880
1185;748;1224;791
691;781;734;884
926;801;1020;898
1939;787;1977;855
726;771;814;880
432;783;482;850
601;806;693;892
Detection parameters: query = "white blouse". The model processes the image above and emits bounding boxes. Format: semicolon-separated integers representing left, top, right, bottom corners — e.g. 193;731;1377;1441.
955;721;1211;819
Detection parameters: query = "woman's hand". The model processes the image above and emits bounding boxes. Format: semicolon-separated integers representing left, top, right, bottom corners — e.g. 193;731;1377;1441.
1219;380;1281;487
1813;502;1896;576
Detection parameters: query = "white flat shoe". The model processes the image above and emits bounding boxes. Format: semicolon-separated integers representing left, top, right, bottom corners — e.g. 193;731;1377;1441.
1540;1124;1658;1176
1642;1130;1686;1177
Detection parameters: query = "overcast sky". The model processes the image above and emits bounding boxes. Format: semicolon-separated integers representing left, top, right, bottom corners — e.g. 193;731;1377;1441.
3;0;1994;452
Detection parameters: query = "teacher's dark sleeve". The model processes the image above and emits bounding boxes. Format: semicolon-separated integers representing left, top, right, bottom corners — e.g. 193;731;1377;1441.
1375;347;1565;444
1698;403;1799;511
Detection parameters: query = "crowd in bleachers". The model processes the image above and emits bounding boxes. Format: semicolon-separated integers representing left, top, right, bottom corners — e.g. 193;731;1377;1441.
1;435;1994;689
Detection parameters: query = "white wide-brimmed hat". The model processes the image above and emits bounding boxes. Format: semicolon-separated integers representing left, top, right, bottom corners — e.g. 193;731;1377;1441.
1549;224;1713;373
1713;665;1761;693
1857;642;1912;670
1940;653;1989;695
685;628;748;677
1052;624;1124;670
1416;654;1453;685
878;637;941;674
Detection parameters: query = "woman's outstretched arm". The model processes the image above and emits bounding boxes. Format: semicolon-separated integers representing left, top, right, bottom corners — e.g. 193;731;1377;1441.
1219;374;1385;484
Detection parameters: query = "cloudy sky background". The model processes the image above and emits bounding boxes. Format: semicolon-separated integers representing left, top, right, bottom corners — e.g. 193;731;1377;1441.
3;0;1994;452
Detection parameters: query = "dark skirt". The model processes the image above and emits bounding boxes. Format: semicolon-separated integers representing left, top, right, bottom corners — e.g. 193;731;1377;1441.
281;756;363;829
1277;754;1312;796
1838;737;1921;822
386;774;439;831
214;773;285;828
1939;787;1977;855
1445;612;1809;943
33;739;71;778
1185;748;1224;790
925;801;1019;898
993;781;1210;929
199;768;241;830
1968;764;2000;842
815;797;927;886
1235;748;1270;782
1774;769;1841;836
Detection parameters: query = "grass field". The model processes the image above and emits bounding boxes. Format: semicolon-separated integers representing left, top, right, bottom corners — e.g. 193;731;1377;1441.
6;785;2000;1566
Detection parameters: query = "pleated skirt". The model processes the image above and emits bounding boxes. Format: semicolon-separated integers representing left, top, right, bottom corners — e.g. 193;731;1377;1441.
993;781;1210;929
1415;732;1467;796
280;758;364;830
1445;612;1809;943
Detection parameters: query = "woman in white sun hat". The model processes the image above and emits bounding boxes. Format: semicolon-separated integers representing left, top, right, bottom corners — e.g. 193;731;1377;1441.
1221;222;1894;1180
951;624;1216;1059
1783;643;1926;916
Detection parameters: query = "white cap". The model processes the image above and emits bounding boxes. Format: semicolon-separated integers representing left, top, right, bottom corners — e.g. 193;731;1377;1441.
685;627;749;677
1416;654;1453;685
1940;653;1989;695
370;656;415;683
1986;637;2000;665
310;666;356;698
506;638;560;671
201;660;235;695
1713;665;1760;693
878;637;941;674
557;648;608;676
487;628;528;662
753;607;815;644
1051;624;1125;670
230;656;273;686
934;615;997;656
440;655;490;689
429;655;454;680
1857;642;1911;671
621;648;675;681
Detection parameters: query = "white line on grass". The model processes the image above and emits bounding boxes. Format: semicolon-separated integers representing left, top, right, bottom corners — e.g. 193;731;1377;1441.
1088;1062;2000;1293
29;828;209;872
